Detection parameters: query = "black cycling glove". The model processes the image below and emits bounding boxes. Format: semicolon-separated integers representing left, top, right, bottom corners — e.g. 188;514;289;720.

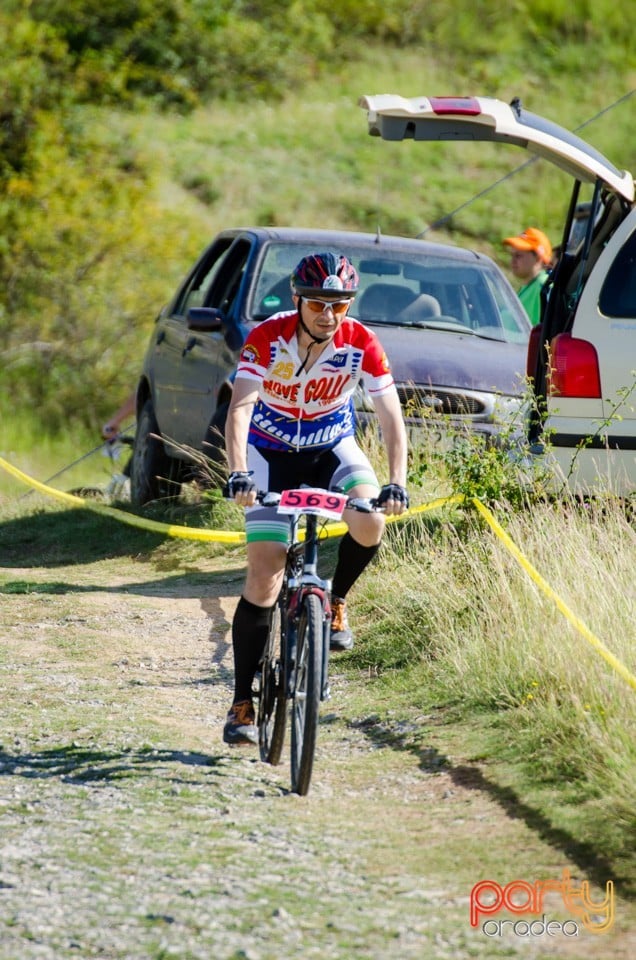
377;483;409;509
224;471;256;498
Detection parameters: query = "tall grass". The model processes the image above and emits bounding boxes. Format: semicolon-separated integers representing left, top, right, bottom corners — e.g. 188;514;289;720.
352;481;636;880
0;402;122;502
2;411;635;883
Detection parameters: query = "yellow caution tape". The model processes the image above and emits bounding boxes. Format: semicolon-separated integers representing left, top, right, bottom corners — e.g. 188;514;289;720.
0;455;245;542
0;455;461;543
318;493;465;539
1;454;634;693
471;497;636;693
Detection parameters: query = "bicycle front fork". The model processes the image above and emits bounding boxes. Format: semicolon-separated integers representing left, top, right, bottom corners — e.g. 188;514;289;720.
285;588;332;701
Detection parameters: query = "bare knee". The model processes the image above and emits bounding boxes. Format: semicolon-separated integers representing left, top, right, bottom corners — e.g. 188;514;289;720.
347;512;385;546
345;485;386;546
244;541;286;606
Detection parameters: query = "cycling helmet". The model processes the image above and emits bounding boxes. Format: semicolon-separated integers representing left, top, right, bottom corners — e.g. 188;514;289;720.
291;252;359;297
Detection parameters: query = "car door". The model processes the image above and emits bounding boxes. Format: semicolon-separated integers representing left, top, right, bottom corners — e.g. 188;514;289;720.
171;236;254;447
583;218;636;448
152;235;255;449
150;235;235;444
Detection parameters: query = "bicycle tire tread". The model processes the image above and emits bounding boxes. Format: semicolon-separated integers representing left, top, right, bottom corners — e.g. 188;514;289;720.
291;592;323;795
258;602;286;764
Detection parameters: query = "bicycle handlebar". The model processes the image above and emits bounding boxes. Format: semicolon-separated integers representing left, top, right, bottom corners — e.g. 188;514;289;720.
106;435;134;446
255;491;382;513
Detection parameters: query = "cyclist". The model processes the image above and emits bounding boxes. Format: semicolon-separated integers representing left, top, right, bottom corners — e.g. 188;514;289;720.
222;251;409;744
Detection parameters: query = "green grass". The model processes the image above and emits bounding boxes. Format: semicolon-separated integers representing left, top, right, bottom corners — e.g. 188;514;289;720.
346;490;636;892
2;421;635;894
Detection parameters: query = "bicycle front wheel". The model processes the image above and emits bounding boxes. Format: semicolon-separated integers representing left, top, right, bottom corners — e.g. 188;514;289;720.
290;593;323;796
258;601;287;765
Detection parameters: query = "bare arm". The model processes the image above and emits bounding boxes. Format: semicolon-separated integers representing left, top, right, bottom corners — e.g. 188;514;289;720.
225;376;259;476
102;390;136;439
372;387;408;495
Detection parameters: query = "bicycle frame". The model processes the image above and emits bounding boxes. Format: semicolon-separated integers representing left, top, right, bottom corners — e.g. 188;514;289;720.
252;487;378;792
283;510;332;702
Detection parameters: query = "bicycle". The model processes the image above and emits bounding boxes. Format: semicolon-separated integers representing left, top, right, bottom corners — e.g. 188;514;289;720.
253;487;379;796
66;434;133;502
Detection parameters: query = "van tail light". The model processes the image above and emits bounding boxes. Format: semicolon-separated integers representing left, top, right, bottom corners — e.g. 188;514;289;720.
548;332;601;398
526;323;543;380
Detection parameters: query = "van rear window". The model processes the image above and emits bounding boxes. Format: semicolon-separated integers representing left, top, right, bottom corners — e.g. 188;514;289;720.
599;229;636;318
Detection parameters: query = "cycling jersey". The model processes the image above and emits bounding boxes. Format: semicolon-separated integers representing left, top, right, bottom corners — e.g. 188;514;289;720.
236;310;395;452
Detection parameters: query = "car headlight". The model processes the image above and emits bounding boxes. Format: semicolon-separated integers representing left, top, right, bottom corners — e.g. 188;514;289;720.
491;393;525;425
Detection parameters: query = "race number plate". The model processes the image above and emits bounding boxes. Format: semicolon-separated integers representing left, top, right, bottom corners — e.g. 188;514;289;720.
278;488;347;520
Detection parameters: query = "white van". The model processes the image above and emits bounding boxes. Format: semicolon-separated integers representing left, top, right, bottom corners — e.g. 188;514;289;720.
359;94;636;495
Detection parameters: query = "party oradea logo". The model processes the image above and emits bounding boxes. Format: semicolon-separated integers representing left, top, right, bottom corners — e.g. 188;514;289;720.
470;869;614;938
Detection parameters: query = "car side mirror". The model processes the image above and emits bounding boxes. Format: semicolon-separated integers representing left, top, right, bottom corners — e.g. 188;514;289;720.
187;307;225;332
224;322;248;351
187;306;247;352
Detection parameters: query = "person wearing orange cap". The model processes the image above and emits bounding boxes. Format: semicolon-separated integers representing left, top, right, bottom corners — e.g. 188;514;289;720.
503;227;552;326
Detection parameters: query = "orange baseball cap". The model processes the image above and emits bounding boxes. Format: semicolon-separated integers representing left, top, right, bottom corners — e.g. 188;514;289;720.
503;227;552;264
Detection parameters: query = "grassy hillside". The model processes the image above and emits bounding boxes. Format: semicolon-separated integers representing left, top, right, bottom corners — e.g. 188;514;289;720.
135;48;636;241
116;47;635;274
1;4;635;441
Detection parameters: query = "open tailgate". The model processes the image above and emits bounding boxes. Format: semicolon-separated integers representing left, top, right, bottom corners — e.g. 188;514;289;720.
359;94;634;202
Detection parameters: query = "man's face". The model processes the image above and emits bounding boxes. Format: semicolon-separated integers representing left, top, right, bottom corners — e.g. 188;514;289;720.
509;248;541;282
294;295;354;340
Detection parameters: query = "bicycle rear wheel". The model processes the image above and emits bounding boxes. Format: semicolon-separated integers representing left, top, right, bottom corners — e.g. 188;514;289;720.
290;593;323;795
257;600;287;764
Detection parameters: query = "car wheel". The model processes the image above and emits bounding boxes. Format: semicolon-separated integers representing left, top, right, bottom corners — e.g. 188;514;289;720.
130;399;181;505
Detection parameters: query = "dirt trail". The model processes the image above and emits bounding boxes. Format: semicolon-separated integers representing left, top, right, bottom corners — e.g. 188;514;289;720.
0;552;634;960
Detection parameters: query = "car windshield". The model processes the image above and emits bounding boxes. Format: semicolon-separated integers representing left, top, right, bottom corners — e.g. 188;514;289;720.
250;242;528;343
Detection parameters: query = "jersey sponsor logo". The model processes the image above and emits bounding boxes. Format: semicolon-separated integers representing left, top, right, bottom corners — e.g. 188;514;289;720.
323;352;348;369
304;373;351;404
263;378;301;403
240;344;260;364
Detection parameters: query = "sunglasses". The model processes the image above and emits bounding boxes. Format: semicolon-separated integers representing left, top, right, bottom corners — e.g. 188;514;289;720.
302;297;353;316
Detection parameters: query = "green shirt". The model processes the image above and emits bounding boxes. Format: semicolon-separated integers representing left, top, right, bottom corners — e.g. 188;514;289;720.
518;269;549;326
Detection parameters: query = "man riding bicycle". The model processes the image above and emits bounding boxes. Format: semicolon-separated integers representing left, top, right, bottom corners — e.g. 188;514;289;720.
223;251;408;745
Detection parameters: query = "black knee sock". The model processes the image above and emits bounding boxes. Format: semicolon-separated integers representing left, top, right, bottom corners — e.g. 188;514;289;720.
231;595;275;703
331;532;380;601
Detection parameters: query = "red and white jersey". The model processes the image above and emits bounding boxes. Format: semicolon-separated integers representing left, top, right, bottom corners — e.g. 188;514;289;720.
236;311;395;451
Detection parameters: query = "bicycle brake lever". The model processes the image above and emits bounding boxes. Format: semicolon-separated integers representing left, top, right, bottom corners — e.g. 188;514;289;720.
260;491;281;507
347;497;377;513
